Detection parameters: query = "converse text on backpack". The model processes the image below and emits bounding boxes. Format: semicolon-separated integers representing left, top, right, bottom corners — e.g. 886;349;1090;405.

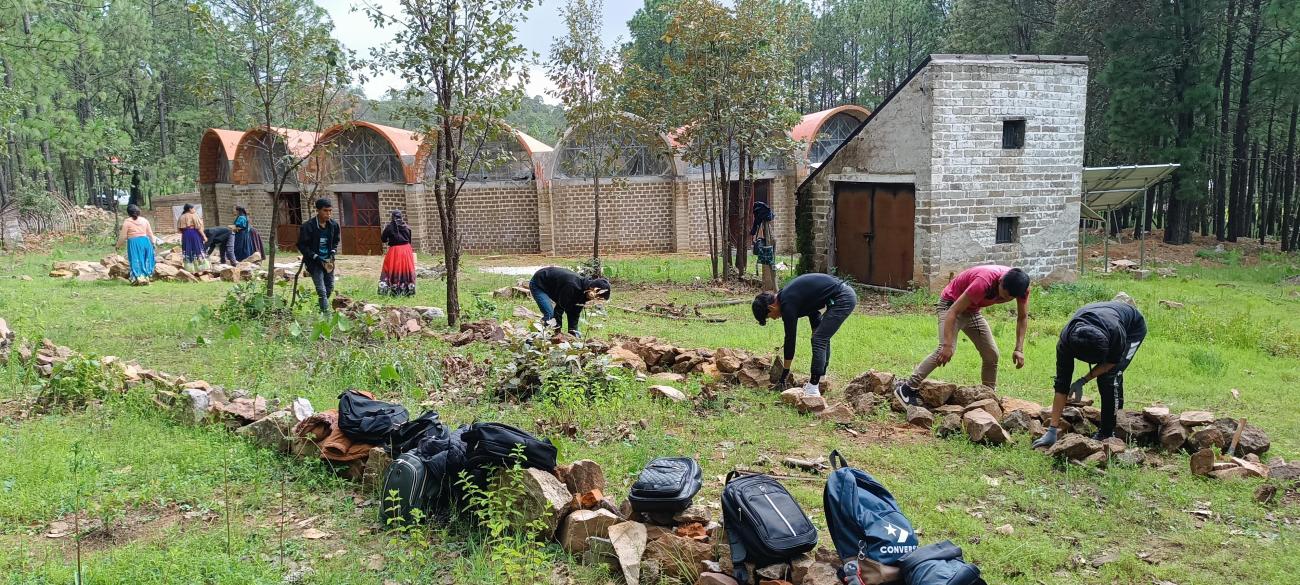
878;523;916;556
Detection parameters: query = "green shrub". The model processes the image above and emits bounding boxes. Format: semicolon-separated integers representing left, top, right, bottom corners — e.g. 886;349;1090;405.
457;451;551;584
213;281;299;323
37;354;122;408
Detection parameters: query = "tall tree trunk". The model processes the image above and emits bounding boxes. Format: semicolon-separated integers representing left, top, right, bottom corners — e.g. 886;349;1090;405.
1245;140;1258;238
591;173;602;274
1226;0;1264;241
1164;0;1202;245
1214;0;1240;240
1283;103;1298;251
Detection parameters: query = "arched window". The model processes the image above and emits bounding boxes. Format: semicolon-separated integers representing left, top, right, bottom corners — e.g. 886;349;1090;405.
328;127;404;184
425;137;533;182
246;133;296;185
556;125;671;179
809;112;861;165
685;147;788;175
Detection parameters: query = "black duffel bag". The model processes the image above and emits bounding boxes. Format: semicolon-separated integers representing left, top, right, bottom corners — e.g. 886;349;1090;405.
386;410;449;456
628;457;702;515
338;389;409;444
462;422;558;473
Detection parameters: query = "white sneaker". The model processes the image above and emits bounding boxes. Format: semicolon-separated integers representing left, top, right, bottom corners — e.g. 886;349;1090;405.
802;382;821;398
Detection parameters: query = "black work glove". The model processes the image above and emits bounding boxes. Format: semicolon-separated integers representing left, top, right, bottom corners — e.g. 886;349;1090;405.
1069;377;1087;402
774;367;791;389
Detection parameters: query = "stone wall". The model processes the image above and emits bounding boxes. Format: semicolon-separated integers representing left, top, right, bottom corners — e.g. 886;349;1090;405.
799;55;1086;289
548;178;676;255
923;58;1085;284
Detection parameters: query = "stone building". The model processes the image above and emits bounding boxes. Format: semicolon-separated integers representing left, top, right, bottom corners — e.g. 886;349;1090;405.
796;54;1087;290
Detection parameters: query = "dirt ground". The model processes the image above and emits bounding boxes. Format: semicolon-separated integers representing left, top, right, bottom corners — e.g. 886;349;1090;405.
1082;228;1284;266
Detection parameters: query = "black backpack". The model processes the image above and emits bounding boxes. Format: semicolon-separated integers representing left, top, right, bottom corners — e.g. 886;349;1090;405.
722;471;819;583
462;422;558;472
387;411;449;456
338;389;409;444
628;457;702;515
378;451;434;526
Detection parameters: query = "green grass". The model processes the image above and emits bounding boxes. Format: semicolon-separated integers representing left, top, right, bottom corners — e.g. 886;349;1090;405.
1;237;1298;584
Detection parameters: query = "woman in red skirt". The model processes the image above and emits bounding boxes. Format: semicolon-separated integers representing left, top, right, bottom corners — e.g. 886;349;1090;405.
379;210;416;296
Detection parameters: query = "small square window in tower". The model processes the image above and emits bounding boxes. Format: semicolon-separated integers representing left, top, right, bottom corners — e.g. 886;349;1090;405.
1002;119;1026;149
996;217;1020;244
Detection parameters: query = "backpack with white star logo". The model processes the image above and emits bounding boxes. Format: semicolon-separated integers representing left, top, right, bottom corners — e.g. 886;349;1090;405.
823;450;920;566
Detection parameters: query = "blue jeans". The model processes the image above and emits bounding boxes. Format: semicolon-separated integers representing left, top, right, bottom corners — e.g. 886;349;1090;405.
531;286;556;324
308;263;334;313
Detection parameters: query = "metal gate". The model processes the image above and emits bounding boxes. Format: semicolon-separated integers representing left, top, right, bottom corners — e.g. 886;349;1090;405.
833;183;915;288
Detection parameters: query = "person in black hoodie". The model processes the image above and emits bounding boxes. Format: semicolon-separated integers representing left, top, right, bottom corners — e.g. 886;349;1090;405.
752;272;857;398
1033;301;1147;448
296;198;341;314
528;266;611;335
204;225;236;265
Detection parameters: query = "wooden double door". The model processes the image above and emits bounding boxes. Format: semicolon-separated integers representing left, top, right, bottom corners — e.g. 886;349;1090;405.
834;183;916;289
273;191;384;255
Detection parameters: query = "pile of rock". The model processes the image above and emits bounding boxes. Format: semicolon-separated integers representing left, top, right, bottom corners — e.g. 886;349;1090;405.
49;251;268;284
491;279;532;299
541;459;842;585
835;369;1282;480
329;295;447;339
609;336;786;389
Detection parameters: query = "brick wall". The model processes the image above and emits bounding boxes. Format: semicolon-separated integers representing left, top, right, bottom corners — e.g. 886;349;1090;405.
548;177;676;255
413;182;540;254
799;56;1085;289
149;193;203;233
681;173;798;255
924;58;1085;285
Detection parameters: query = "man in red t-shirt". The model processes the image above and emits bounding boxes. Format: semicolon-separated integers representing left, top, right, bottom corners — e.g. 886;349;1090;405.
896;265;1031;406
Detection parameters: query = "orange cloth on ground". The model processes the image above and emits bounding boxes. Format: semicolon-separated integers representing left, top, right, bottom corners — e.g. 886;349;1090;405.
292;409;375;462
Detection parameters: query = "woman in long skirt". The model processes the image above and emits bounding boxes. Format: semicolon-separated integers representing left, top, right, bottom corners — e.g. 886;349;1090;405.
176;204;208;272
378;210;416;296
232;206;262;262
116;204;156;285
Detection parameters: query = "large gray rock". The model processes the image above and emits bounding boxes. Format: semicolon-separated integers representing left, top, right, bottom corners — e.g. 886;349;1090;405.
1115;411;1159;446
1211;418;1271;457
950;385;996;407
962;409;1009;445
181;389;212;423
917;379;956;408
561;509;621;554
519;468;573;538
556;459;606;495
1046;434;1104;461
649;385;687;402
361;447;392;493
936;413;963;438
906;405;935;428
235;410;295;453
645;532;710;581
964;398;1004;421
1159;422;1191;452
608;521;648;585
1001;410;1038;435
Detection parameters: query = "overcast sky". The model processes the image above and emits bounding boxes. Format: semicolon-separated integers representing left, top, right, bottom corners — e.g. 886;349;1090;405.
316;0;643;103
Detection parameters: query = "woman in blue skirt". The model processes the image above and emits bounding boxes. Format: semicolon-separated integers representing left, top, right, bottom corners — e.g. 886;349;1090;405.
116;204;157;285
232;206;263;262
176;204;208;272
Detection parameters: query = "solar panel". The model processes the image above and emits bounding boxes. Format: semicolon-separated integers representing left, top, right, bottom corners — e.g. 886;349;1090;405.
1081;164;1180;218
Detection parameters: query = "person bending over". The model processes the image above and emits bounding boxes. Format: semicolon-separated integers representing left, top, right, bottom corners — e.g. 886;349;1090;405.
752;273;857;398
896;265;1030;406
529;266;611;336
204;226;235;265
1033;301;1147;448
296;198;340;314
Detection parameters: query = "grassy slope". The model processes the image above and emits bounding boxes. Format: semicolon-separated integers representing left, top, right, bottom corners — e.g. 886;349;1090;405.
1;240;1298;584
